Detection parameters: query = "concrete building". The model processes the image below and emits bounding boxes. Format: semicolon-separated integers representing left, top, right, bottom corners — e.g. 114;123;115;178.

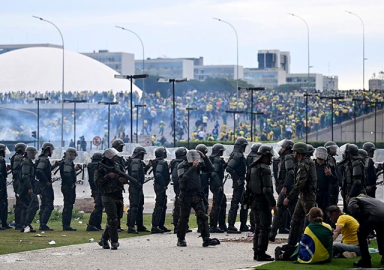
369;79;384;90
243;68;286;89
82;50;135;76
286;73;324;91
135;58;194;80
194;65;243;81
258;50;291;73
0;43;62;55
323;76;339;91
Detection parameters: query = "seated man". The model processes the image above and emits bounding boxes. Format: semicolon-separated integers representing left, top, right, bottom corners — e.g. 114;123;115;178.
326;205;360;258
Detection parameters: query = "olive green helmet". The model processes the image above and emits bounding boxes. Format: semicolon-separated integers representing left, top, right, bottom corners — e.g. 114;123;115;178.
292;142;307;154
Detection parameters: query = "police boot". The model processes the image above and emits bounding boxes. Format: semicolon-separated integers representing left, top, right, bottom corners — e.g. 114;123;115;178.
353;258;372;268
202;238;221;247
269;231;277;242
257;253;274;261
177;239;187;247
137;226;150;232
111;242;119;250
98;238;110;249
63;226;77;231
39;224;54;231
86;225;99;232
227;225;241;234
151;226;164;234
127;227;138;234
240;224;250;232
159;226;171;232
209;226;224;233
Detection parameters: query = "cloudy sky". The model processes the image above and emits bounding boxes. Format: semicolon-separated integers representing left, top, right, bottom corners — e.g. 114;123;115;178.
1;0;383;90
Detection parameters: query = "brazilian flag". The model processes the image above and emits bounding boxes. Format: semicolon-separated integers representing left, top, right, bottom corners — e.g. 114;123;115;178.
293;222;333;264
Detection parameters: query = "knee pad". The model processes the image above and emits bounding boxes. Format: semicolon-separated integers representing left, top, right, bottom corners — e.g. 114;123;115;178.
108;217;119;227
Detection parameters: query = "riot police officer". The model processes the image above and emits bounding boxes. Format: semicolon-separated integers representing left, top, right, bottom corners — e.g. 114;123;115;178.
10;142;27;230
246;143;262;167
126;146;151;234
60;148;79;231
96;148;127;250
283;142;317;254
19;147;39;233
209;143;227;233
87;152;104;231
246;145;277;261
0;144;9;229
226;137;248;233
363;142;377;198
176;150;219;247
112;138;126;232
196;144;210;212
151;147;171;234
324;141;340;206
36;142;56;231
170;147;188;233
270;139;295;241
342;144;366;208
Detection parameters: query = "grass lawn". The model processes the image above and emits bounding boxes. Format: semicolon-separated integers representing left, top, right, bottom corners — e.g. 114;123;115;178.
0;212;196;255
256;240;382;270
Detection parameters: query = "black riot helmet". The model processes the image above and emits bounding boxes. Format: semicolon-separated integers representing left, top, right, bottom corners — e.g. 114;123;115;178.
250;143;262;153
112;139;125;152
41;142;55;156
91;152;103;162
363;142;376;154
281;139;294;150
132;146;147;159
195;144;208;154
345;143;359;158
235;137;248;147
306;144;315;157
211;143;225;157
358;149;368;159
0;144;6;157
175;147;188;159
26;146;38;160
324;141;338;156
15;143;27;154
155;147;167;158
257;145;274;156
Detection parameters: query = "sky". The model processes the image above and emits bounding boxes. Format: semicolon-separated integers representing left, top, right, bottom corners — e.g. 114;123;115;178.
1;0;383;90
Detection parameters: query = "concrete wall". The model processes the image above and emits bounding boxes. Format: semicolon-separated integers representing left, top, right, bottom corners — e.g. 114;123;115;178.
307;108;384;142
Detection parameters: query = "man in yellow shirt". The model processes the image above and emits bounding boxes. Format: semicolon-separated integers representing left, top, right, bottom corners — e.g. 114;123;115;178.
327;205;360;258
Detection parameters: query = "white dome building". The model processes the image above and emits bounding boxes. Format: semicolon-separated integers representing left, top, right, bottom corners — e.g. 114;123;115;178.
0;47;142;94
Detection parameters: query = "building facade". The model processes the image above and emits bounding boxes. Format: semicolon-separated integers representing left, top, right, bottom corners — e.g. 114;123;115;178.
243;68;286;89
135;58;194;80
369;79;384;90
257;50;291;73
323;76;339;91
286;73;324;91
82;50;135;75
194;65;243;81
0;43;62;55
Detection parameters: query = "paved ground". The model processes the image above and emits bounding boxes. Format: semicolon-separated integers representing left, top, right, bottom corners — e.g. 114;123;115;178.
0;224;289;270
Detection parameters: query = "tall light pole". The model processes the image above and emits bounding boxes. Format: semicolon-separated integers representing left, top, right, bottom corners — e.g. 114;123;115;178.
33;16;65;147
213;18;239;105
238;87;265;141
346;11;366;90
320;96;344;141
115;26;146;92
226;110;244;141
35;97;48;149
64;99;87;149
98;101;119;148
134;104;146;143
115;74;148;143
158;78;188;146
186;107;197;149
288;13;310;91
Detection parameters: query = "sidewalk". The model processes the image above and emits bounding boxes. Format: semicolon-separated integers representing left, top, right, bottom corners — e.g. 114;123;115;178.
0;225;289;270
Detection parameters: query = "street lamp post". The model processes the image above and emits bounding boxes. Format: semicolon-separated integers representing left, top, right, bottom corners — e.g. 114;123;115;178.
296;93;318;143
64;99;87;149
115;74;148;144
134;104;146;143
250;112;264;141
186;107;197;149
98;102;119;148
288;13;310;91
320;96;344;141
238;87;265;141
346;11;366;90
225;110;244;141
115;26;146;92
213;18;239;105
33;16;65;147
351;98;366;143
35;97;48;149
158;78;188;147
